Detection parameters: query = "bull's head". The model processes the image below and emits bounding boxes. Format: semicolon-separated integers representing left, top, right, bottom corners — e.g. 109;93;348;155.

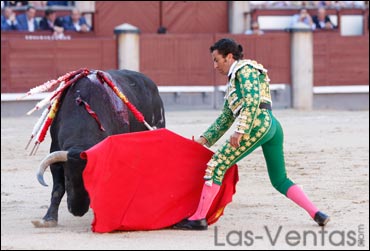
37;150;90;217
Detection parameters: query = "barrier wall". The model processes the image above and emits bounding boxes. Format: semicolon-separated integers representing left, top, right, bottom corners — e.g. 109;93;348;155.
1;30;368;109
1;32;116;93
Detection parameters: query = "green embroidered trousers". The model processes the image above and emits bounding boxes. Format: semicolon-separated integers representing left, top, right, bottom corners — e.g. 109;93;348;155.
205;109;294;196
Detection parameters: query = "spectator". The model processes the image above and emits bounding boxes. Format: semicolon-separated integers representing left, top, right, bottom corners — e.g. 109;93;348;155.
1;6;19;30
39;8;64;36
289;8;315;29
16;5;39;31
63;8;90;32
245;20;264;35
312;7;336;29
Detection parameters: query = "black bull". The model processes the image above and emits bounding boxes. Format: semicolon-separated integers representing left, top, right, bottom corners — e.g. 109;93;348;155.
32;69;165;227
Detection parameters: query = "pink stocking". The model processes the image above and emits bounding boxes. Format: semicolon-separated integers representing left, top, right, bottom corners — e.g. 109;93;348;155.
286;184;319;218
188;183;221;220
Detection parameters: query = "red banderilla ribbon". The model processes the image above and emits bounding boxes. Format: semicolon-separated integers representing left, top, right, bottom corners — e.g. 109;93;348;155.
96;71;154;130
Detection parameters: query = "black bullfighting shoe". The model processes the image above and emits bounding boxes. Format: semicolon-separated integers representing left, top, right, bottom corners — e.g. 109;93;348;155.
172;218;208;230
314;211;330;226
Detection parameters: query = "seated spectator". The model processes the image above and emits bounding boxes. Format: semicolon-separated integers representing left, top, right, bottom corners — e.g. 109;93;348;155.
289;8;315;29
312;7;336;29
245;20;264;35
39;8;64;36
16;5;39;31
1;6;19;30
63;8;90;32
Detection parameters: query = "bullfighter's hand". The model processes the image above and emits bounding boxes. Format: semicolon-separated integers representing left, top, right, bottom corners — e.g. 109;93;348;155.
230;132;244;148
196;136;208;146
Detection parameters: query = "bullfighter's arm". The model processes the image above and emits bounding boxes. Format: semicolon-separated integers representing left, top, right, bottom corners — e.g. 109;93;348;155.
201;102;235;147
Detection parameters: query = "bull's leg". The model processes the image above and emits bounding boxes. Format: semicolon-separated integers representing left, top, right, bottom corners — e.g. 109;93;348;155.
43;163;66;222
32;163;65;228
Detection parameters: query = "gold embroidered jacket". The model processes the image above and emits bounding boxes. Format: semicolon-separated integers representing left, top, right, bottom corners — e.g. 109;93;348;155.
202;59;272;147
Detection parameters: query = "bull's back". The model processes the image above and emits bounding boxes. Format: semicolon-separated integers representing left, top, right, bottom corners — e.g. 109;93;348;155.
107;69;165;130
52;69;165;150
51;75;129;151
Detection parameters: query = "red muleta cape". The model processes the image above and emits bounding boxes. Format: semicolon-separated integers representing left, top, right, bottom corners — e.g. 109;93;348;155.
81;128;239;233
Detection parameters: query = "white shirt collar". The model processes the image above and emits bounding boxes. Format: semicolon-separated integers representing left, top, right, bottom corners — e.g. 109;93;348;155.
227;60;238;78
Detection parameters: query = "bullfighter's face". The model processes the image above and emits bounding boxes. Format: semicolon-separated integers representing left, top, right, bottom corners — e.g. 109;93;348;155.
211;50;234;76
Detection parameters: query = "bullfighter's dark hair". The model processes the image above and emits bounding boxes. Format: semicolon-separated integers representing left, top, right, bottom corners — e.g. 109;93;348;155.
209;38;244;60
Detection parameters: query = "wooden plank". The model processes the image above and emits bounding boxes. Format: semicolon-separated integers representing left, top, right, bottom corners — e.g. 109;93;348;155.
140;34;214;86
1;40;10;93
2;31;368;93
314;32;369;86
214;33;291;85
1;37;116;92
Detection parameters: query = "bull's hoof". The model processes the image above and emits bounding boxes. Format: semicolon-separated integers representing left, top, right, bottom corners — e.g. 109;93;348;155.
31;220;58;228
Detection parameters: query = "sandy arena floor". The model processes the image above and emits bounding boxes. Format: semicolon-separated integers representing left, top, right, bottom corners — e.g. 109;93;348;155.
1;109;369;250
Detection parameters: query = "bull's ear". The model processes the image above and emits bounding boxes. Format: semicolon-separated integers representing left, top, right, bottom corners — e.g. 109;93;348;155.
67;149;87;165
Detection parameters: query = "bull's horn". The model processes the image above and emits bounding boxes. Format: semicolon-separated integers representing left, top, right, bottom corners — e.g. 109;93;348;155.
37;151;68;186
